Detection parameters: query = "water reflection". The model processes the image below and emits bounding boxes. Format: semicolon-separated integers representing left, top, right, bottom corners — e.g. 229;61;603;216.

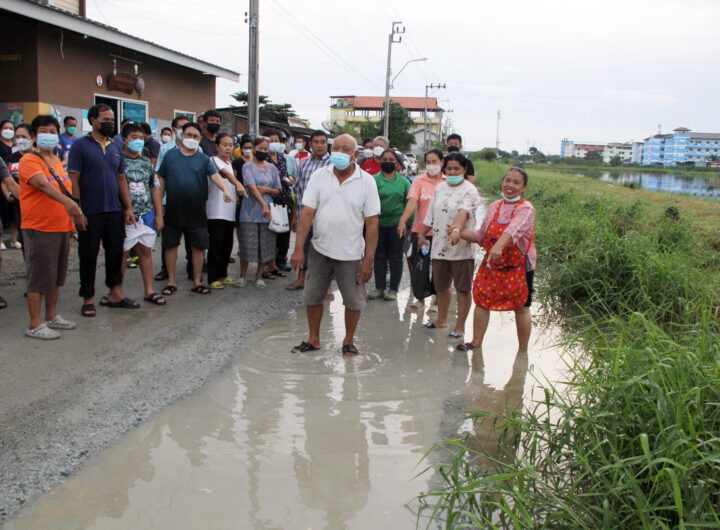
6;291;567;530
573;170;720;199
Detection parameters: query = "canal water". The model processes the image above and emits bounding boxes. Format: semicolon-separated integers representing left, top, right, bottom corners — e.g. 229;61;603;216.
4;287;570;529
573;169;720;199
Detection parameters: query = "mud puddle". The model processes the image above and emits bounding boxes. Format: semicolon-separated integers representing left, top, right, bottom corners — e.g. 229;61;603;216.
5;287;571;530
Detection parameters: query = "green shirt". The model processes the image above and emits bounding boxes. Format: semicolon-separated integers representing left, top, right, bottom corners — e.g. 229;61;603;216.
373;171;411;227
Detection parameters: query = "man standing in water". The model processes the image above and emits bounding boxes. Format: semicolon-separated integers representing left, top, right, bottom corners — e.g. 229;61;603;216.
290;134;380;357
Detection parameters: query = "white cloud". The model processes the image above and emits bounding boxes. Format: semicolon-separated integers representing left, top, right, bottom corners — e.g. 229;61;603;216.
601;88;678;106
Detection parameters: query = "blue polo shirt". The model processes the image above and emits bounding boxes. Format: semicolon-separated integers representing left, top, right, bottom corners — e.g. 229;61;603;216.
68;135;125;215
57;132;76;160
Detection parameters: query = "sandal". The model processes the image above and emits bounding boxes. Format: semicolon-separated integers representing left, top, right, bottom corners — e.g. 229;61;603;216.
161;285;178;296
81;303;96;317
285;282;304;291
144;292;167;306
154;270;168;281
424;322;448;329
456;342;477;351
291;341;320;353
261;271;276;280
209;281;225;289
25;323;61;340
342;344;359;357
0;295;6;309
269;269;287;278
103;297;141;309
448;330;464;339
255;279;266;289
191;285;211;294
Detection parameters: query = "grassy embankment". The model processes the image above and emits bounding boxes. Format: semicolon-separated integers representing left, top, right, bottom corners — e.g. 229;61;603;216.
544;163;720;178
421;161;720;528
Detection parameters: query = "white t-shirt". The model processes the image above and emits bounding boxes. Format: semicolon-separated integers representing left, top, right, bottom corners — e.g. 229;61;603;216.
302;163;381;261
423;180;480;260
207;156;237;221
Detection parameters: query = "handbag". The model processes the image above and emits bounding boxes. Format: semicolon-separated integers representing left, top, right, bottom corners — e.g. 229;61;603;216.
268;201;290;233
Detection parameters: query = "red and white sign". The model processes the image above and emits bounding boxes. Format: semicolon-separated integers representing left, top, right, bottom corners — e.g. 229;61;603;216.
96;74;103;87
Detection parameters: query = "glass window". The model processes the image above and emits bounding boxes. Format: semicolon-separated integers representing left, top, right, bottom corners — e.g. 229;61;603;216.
122;101;147;123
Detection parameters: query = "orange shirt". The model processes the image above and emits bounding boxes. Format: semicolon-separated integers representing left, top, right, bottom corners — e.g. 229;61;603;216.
19;153;74;233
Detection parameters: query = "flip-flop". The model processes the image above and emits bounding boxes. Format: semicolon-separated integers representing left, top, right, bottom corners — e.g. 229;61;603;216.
103;297;141;309
191;285;211;294
424;322;448;329
448;330;464;339
143;292;167;306
291;341;320;353
161;285;178;296
81;303;96;317
456;342;477;351
342;344;359;357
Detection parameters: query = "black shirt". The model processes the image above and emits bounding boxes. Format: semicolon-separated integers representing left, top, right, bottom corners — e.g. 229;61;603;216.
200;135;217;157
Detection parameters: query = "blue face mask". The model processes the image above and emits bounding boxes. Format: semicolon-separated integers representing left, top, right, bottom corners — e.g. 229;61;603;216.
330;151;351;170
36;133;59;151
501;192;522;203
128;138;145;153
446;174;464;185
269;142;285;153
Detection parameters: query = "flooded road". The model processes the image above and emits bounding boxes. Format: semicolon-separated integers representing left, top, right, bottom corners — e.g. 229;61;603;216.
5;286;569;529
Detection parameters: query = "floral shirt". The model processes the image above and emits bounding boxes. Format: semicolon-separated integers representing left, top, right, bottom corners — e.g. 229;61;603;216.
124;155;159;216
423;180;480;260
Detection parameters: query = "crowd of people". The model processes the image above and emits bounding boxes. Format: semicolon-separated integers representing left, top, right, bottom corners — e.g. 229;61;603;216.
0;105;536;354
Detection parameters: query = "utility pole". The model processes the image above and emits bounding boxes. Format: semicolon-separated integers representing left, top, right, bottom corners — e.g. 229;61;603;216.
423;83;445;152
495;109;501;151
246;0;259;138
383;21;404;139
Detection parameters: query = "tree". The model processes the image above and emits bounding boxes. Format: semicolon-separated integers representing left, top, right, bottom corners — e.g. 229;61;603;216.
585;150;603;163
528;146;547;164
379;101;416;151
230;92;297;123
230;91;269;105
609;155;623;167
478;148;498;162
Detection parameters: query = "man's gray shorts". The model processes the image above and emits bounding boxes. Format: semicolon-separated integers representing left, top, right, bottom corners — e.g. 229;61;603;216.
303;244;367;311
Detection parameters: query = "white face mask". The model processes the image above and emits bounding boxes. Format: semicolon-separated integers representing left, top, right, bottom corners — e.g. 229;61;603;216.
182;138;199;150
294;142;304;151
269;142;285;153
426;164;442;176
362;148;373;158
373;146;385;157
161;135;172;144
15;138;32;151
1;129;14;140
242;148;253;157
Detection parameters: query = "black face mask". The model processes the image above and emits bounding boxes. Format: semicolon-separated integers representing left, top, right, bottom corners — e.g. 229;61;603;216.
206;123;221;134
98;121;115;137
254;151;269;161
447;145;460;153
381;161;396;174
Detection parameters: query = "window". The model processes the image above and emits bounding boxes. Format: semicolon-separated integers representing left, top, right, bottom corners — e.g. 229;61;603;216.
174;109;196;121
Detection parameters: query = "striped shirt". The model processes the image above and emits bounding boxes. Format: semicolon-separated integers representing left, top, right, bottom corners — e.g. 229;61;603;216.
294;152;331;213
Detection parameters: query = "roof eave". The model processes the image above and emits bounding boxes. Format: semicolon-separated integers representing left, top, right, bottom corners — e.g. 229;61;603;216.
4;0;240;81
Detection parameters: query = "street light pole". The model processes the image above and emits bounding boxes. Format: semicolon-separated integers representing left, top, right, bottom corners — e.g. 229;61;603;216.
423;83;445;152
246;0;259;138
383;21;404;139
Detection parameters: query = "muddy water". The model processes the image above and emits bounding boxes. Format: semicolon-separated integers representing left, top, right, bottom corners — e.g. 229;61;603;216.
5;289;570;530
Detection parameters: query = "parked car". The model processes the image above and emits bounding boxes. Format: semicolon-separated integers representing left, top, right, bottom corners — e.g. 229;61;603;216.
404;153;419;175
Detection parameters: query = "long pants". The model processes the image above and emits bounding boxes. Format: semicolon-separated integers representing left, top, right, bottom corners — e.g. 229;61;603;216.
78;211;125;299
374;225;404;292
207;219;234;283
276;230;290;265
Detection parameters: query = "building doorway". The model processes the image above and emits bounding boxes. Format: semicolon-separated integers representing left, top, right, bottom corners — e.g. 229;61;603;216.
94;94;148;136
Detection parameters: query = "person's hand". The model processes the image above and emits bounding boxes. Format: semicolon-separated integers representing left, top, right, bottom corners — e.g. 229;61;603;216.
262;205;270;219
236;184;248;197
488;243;504;262
6;193;14;203
290;248;304;273
155;213;164;233
397;222;407;238
449;228;460;246
357;259;373;284
124;208;136;226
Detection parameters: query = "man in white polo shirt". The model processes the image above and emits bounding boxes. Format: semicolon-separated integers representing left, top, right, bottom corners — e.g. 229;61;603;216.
290;134;380;357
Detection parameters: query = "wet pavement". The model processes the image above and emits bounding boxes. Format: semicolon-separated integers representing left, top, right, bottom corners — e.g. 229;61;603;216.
4;285;570;529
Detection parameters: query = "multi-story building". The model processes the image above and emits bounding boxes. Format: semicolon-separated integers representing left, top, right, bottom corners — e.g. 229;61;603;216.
643;127;720;167
328;95;443;155
560;139;634;163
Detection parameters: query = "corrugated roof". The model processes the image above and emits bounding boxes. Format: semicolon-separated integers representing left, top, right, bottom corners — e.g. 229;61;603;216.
3;0;239;81
330;95;443;111
689;132;720;140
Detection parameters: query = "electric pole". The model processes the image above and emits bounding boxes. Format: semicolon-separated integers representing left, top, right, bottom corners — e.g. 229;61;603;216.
246;0;259;138
495;109;501;151
423;83;445;152
383;21;404;139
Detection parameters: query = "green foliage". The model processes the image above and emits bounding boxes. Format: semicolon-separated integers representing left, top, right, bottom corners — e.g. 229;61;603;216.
610;155;623;166
421;160;720;528
585;150;603;162
230;91;269;105
230;92;296;121
382;100;416;151
478;148;498;162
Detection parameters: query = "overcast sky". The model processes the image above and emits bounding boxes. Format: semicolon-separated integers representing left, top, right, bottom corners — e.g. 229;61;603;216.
87;0;720;154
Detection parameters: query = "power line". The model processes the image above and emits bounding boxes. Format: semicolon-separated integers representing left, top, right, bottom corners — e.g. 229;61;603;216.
265;0;381;91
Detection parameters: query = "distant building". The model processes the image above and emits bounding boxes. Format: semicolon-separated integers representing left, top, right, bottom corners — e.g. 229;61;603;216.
1;0;238;135
328;95;443;156
642;127;720;167
560;138;633;163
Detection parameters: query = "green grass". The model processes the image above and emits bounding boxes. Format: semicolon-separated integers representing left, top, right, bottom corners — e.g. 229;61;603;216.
419;161;720;528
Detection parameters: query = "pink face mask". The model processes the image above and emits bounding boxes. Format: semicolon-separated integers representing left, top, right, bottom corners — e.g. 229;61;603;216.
426;164;442;176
